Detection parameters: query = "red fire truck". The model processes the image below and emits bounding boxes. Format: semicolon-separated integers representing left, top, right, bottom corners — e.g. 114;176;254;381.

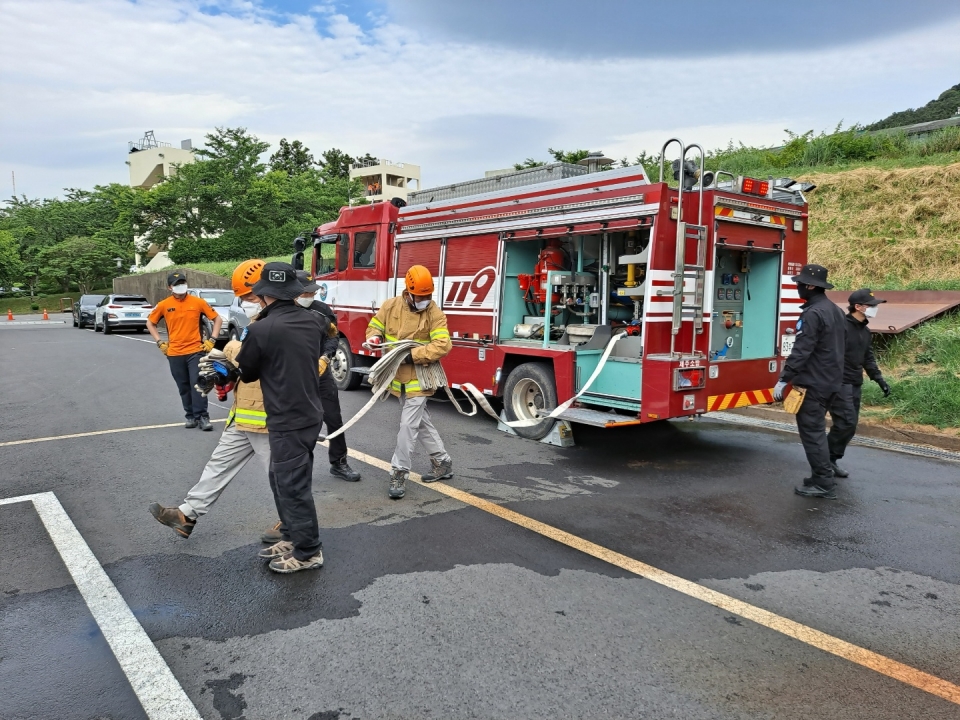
294;140;810;442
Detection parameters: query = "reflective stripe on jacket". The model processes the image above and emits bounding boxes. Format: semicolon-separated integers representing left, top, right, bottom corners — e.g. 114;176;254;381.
366;294;452;398
223;339;268;433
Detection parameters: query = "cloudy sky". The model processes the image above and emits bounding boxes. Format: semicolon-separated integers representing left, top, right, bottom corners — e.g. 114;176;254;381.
2;0;959;199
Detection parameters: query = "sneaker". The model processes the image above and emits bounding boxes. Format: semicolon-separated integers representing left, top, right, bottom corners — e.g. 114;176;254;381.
794;483;837;499
330;458;361;482
198;416;213;432
830;461;849;478
421;455;453;483
269;549;324;574
389;468;408;499
261;521;282;544
258;540;294;560
184;418;199;429
148;503;196;538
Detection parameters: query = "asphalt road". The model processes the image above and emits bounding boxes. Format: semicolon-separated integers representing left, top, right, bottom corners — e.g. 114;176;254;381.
1;318;959;720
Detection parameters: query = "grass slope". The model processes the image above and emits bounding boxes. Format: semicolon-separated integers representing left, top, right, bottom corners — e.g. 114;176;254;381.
803;162;960;290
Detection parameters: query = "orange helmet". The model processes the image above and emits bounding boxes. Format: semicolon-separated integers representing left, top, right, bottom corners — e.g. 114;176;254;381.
232;259;264;297
405;265;434;295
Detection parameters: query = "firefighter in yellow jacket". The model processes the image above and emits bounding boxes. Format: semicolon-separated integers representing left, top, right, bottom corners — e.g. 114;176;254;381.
148;260;271;537
366;264;453;499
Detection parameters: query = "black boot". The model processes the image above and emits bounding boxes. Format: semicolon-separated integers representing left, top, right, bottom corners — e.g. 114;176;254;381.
184;417;198;429
330;458;361;482
794;479;837;499
198;415;213;432
830;461;849;478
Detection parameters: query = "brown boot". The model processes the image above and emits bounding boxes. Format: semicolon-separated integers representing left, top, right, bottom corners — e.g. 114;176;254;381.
149;503;196;538
260;521;282;544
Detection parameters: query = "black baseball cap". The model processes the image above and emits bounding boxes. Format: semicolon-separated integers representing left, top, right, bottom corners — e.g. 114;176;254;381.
295;270;320;294
848;288;886;307
251;262;305;300
167;271;187;286
791;264;834;289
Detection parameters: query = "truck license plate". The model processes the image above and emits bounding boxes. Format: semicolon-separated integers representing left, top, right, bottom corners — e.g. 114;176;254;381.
780;334;795;356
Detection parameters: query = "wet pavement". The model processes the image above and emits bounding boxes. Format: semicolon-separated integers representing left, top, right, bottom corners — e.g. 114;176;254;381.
1;322;958;719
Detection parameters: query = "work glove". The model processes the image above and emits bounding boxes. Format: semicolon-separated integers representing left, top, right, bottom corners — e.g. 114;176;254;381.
199;350;240;385
367;335;383;347
318;356;329;376
202;338;215;352
773;381;787;402
156;340;169;355
877;378;891;397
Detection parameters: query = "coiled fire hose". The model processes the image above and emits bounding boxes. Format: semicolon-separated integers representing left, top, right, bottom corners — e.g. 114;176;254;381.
322;331;626;441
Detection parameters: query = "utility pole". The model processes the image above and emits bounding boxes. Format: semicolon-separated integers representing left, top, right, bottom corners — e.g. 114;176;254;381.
11;171;15;196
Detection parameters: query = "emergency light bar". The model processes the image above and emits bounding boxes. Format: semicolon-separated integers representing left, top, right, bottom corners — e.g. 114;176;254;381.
739;177;770;197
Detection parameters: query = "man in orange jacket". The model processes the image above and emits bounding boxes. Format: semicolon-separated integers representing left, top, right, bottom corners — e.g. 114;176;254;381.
147;271;222;430
365;265;453;499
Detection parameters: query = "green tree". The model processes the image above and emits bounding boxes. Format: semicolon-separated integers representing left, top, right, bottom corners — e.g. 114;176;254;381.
38;235;118;293
269;139;316;176
317;148;355;180
0;229;24;288
548;148;591;164
513;158;546;170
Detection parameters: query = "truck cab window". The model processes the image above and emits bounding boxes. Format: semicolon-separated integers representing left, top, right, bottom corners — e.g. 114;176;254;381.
316;242;337;276
354;231;377;268
337;233;349;272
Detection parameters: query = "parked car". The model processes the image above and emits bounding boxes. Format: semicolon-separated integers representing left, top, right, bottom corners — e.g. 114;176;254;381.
73;294;105;328
225;295;262;341
94;294;152;334
188;288;234;346
0;286;24;297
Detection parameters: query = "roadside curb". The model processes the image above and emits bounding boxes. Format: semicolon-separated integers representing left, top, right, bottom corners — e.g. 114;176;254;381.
728;405;960;453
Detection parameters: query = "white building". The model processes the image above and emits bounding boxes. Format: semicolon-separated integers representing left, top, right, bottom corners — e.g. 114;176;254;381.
349;158;420;204
126;131;195;270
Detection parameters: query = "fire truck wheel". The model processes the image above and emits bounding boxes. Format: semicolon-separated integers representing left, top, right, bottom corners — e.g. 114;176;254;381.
503;362;558;440
332;337;362;391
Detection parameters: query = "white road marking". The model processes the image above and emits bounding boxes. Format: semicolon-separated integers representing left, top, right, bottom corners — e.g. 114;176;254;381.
0;492;201;720
0;419;227;448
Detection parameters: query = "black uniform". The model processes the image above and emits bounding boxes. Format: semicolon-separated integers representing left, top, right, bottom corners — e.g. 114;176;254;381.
236;300;325;561
779;291;845;482
828;314;885;462
307;300;348;465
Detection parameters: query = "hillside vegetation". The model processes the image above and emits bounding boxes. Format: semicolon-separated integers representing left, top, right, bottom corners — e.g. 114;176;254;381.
803;162;960;289
866;83;960;130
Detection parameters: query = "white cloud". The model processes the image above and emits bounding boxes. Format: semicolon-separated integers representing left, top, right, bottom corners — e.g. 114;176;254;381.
1;0;959;199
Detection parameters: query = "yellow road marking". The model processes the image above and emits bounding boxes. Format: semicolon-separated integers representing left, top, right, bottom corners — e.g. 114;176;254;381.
342;446;960;706
0;419;227;448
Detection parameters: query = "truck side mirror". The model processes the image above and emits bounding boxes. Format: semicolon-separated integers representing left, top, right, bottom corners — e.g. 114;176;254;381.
291;251;304;271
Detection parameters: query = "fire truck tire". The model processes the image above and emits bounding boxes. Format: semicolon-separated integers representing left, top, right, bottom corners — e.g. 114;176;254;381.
332;337;362;391
503;362;558;440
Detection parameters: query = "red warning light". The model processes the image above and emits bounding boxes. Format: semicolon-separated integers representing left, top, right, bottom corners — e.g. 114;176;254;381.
741;177;770;196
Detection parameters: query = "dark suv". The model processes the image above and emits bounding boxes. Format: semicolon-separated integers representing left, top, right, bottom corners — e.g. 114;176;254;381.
73;294;105;329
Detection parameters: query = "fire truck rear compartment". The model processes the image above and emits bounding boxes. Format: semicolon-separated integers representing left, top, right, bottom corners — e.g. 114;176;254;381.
709;247;781;361
498;231;650;411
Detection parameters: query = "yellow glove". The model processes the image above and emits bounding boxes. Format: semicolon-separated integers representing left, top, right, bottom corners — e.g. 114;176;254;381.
157;340;169;355
202;338;215;352
318;356;329;376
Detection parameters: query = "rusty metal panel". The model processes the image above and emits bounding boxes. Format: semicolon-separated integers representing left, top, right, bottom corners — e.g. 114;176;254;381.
825;290;960;334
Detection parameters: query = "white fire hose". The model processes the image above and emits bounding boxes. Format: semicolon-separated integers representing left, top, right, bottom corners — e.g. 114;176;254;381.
322;331;626;441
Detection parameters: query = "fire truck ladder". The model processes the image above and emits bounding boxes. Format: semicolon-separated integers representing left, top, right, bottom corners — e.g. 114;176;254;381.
670;221;707;356
658;138;708;359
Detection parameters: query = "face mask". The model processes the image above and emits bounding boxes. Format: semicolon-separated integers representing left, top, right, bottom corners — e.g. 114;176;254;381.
172;283;188;295
241;300;260;317
796;285;814;300
864;306;878;318
295;295;315;308
414;299;431;311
